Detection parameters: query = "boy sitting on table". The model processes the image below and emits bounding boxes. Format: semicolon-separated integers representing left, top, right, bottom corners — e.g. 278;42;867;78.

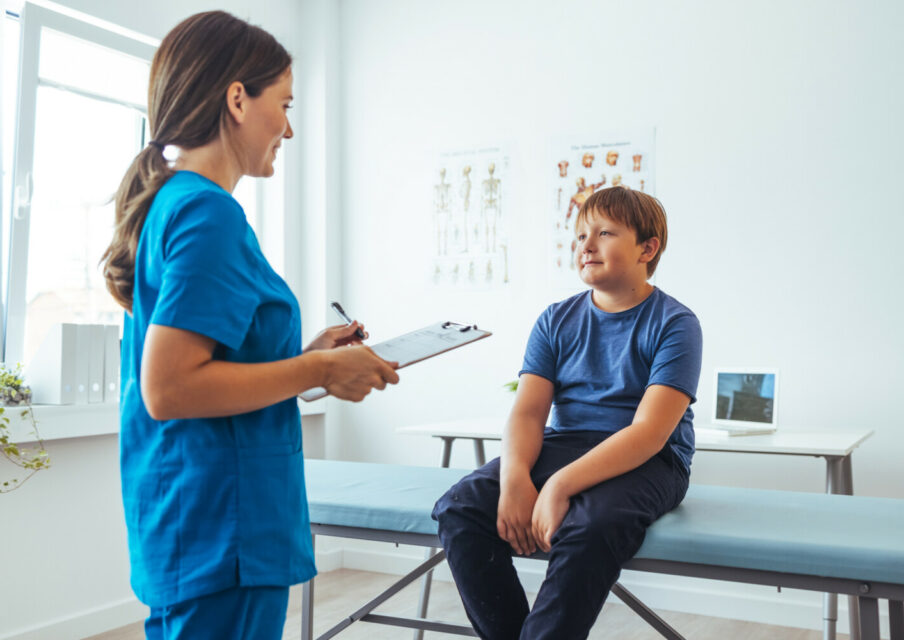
433;186;703;640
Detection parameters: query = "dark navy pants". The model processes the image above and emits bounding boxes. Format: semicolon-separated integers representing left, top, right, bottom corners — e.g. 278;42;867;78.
432;430;689;640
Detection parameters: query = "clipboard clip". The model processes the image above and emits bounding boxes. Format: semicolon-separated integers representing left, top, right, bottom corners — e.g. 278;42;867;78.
442;321;478;332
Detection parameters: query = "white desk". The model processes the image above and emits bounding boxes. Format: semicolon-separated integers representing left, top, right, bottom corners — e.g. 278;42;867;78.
398;419;874;640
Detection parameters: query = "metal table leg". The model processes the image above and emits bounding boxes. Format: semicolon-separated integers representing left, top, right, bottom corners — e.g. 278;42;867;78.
858;597;880;640
302;535;315;640
889;600;904;640
413;436;457;640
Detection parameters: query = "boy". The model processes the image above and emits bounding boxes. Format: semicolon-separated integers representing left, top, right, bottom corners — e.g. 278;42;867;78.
433;186;702;640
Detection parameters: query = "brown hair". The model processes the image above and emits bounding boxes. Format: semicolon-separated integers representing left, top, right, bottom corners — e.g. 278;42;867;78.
101;11;292;311
575;186;668;276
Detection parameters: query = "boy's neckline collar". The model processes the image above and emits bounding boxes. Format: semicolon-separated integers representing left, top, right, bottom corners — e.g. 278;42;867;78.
587;285;657;316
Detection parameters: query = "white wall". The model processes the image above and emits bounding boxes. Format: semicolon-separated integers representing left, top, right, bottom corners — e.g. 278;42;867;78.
332;0;904;631
336;0;904;488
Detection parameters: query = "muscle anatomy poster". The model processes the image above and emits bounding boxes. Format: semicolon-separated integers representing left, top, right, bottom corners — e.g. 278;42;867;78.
549;130;655;289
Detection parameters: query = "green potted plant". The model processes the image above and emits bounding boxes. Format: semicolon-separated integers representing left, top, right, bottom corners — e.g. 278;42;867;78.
0;363;50;492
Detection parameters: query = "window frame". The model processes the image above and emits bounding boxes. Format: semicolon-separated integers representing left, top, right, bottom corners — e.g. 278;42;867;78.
4;2;156;364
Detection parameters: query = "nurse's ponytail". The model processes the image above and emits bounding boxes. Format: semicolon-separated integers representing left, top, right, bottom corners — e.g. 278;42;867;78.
101;11;292;312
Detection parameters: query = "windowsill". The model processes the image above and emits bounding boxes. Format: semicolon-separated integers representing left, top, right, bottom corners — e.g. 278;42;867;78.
5;403;119;443
5;398;327;444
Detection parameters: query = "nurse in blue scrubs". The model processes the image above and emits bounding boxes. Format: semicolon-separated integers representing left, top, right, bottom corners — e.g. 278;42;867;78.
100;11;399;639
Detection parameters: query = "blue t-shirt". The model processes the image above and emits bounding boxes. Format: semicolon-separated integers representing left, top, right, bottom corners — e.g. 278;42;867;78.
120;171;316;607
519;288;703;472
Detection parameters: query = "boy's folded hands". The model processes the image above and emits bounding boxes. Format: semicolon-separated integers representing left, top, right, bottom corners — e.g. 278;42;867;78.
531;479;571;553
498;472;572;555
497;474;539;556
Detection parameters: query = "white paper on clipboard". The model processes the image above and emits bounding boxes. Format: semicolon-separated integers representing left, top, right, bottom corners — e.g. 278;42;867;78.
299;321;491;401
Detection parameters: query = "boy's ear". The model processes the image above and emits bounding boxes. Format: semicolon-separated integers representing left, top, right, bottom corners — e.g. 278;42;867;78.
224;81;247;124
638;237;661;264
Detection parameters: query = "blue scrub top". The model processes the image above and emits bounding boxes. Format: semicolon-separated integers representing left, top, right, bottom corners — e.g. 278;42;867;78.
120;171;316;608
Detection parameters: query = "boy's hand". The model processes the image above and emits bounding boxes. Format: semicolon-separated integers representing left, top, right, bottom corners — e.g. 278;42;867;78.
531;475;571;553
497;473;539;556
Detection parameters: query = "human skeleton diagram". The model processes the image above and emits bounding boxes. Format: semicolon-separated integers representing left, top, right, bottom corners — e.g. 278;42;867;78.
481;162;501;252
433;151;509;289
434;168;451;255
456;166;472;252
460;166;472;212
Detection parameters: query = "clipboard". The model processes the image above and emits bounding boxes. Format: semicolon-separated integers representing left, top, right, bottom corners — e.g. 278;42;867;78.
299;321;492;402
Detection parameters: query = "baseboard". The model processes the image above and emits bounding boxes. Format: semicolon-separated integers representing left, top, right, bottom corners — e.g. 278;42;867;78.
0;598;149;640
314;546;344;573
0;549;342;640
333;542;892;637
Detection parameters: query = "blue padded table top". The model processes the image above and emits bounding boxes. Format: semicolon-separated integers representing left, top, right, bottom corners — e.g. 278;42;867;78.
304;459;904;584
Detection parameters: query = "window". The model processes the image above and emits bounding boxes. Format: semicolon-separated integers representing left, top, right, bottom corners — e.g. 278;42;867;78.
3;3;155;365
1;2;282;368
2;10;19;312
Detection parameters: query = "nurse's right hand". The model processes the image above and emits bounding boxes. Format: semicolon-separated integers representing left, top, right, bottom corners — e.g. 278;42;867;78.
321;345;400;402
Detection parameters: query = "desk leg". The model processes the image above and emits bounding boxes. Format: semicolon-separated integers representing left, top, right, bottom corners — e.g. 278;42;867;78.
440;437;453;468
473;439;487;467
840;456;861;640
824;456;861;640
302;535;315;640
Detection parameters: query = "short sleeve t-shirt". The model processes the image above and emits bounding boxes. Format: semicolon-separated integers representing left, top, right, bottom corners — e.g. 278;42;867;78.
520;288;703;472
120;171;316;607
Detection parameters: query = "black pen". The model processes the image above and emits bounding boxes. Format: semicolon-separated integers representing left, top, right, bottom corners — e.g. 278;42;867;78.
330;301;366;339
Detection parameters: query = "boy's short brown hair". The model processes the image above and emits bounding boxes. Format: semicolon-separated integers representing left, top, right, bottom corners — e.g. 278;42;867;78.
575;186;668;277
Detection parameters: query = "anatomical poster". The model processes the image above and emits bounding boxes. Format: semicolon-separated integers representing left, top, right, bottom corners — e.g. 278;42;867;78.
549;130;655;289
431;146;510;288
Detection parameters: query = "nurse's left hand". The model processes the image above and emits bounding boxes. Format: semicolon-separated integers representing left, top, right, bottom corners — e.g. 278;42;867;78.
304;323;368;352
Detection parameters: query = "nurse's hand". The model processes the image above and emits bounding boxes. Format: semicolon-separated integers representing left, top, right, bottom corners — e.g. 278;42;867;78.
304;322;368;352
321;345;399;401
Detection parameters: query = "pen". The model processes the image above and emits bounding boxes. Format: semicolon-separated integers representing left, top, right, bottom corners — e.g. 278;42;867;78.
330;301;366;339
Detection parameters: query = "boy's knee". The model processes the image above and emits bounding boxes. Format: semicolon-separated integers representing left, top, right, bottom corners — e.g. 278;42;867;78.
553;507;647;566
431;486;459;525
432;471;501;540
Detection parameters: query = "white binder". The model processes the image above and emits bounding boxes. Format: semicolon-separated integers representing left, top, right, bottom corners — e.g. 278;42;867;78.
26;323;78;405
87;324;105;403
103;324;120;403
74;324;91;404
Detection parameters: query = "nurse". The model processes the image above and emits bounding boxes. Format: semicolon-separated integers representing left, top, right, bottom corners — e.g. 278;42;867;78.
100;11;399;639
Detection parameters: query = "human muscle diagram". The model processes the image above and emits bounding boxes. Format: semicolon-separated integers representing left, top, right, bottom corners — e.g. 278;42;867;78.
432;147;509;288
549;130;655;289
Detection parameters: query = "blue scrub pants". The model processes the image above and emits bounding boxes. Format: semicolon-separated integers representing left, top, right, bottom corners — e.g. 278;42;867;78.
432;430;689;640
145;585;290;640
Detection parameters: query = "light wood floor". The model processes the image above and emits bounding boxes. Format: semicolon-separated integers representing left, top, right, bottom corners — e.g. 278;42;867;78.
90;568;846;639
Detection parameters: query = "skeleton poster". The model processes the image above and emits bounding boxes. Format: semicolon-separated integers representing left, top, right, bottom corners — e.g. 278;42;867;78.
432;147;509;288
549;130;655;289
